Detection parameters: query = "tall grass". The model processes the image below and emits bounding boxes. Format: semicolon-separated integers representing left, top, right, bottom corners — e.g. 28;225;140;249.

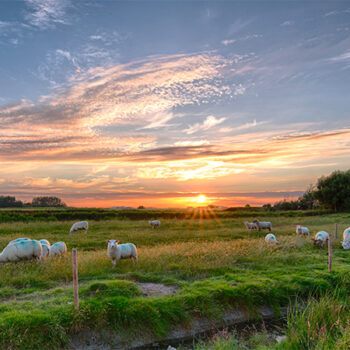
0;215;349;348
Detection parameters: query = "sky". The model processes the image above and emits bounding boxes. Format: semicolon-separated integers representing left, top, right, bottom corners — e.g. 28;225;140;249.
0;0;350;208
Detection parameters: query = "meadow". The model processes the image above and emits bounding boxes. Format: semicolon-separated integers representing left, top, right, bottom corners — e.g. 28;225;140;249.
0;209;350;349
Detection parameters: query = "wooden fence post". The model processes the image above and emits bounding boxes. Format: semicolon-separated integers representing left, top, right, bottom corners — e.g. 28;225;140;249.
72;248;79;310
328;234;332;273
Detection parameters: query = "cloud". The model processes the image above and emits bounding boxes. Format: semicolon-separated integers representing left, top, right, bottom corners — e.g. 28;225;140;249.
138;112;175;129
328;51;350;63
0;53;243;161
234;119;269;132
324;9;350;17
24;0;72;29
281;21;294;26
185;115;226;134
221;34;261;46
222;39;236;46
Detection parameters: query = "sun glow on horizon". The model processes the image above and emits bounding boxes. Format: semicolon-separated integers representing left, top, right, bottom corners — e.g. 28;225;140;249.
193;194;207;204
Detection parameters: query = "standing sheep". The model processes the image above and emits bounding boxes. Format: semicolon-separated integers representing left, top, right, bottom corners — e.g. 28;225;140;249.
0;239;42;263
296;225;310;235
107;240;138;267
39;239;51;257
70;221;88;234
313;231;329;248
341;227;350;250
253;219;272;232
49;242;67;257
265;233;278;244
149;220;161;228
244;221;258;232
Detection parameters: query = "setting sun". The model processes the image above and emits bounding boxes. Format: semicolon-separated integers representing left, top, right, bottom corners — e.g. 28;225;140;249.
194;195;207;204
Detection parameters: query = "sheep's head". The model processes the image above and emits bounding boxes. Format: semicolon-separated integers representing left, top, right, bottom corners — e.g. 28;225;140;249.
253;219;259;224
107;240;119;249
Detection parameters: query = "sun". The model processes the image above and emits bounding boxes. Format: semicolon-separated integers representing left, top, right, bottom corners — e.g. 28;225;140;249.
194;195;207;204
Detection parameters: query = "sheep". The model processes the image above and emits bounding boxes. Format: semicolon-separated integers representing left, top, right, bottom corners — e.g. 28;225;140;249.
313;231;329;248
296;225;310;235
265;233;278;244
107;240;138;267
341;227;350;250
149;220;161;228
9;237;30;245
244;221;258;232
0;239;42;263
70;221;88;234
49;242;67;257
39;239;51;257
253;219;272;231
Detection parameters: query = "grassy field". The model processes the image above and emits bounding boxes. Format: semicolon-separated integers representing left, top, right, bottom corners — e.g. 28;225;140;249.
0;210;350;349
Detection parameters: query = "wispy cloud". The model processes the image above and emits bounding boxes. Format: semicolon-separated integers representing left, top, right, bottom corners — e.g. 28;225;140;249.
221;34;261;46
281;20;294;26
324;9;350;17
24;0;72;29
0;53;241;161
222;39;236;46
185;115;226;134
328;51;350;63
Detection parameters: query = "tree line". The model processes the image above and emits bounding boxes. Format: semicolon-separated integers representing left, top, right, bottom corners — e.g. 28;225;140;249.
0;196;66;208
264;169;350;212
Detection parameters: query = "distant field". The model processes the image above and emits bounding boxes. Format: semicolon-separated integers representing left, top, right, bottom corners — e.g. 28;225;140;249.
0;211;349;349
0;207;331;223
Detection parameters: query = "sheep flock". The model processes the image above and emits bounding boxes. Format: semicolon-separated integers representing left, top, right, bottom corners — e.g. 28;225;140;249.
1;218;350;267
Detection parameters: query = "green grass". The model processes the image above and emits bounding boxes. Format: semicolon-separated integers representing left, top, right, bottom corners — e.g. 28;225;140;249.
0;212;349;349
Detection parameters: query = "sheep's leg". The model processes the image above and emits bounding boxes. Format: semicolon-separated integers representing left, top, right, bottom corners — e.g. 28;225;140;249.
112;259;116;267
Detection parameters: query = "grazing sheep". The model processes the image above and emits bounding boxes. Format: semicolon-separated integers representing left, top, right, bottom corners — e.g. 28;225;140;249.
70;221;88;234
341;227;350;250
296;225;310;235
39;239;51;257
253;219;272;231
313;231;329;248
244;221;258;232
9;237;30;245
0;239;42;263
49;242;67;257
107;240;138;267
265;233;278;244
149;220;161;228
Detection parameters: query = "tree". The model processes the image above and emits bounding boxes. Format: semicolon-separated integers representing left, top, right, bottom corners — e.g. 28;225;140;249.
31;196;66;207
0;196;23;208
313;170;350;211
137;205;145;209
297;185;317;210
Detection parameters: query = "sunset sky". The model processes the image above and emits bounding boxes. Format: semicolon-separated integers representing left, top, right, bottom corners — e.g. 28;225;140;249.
0;1;350;208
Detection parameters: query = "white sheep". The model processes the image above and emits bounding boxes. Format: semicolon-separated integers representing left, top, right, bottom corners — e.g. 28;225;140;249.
107;240;138;267
253;219;272;231
265;233;278;244
39;239;51;257
244;221;258;232
70;221;88;234
0;239;42;263
9;237;30;245
341;227;350;250
313;231;329;248
49;242;67;257
149;220;161;228
296;225;310;235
